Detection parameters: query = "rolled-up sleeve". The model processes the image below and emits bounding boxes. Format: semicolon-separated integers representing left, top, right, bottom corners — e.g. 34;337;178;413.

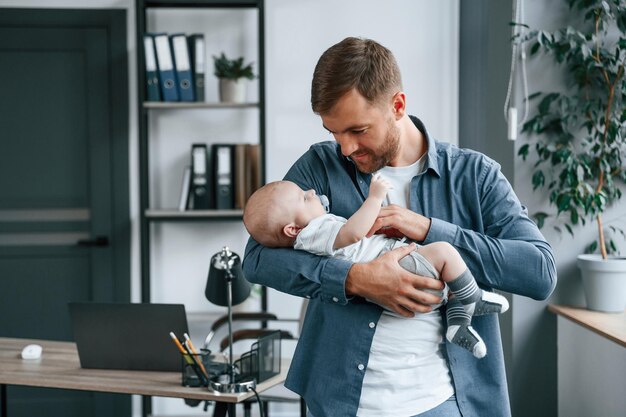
243;239;353;304
424;158;557;300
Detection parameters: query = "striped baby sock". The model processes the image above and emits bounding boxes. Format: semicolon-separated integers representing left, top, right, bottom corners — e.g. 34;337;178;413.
446;298;487;358
446;269;509;316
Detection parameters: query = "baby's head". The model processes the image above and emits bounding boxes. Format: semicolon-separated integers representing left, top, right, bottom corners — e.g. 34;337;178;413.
243;181;327;247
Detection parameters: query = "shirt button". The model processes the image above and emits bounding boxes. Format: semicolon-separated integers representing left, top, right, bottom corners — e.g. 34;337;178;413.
357;364;365;371
332;297;339;302
368;322;375;328
305;295;311;299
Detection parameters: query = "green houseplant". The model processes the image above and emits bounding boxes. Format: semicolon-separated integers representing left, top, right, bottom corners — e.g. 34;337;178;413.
517;0;626;311
212;52;255;103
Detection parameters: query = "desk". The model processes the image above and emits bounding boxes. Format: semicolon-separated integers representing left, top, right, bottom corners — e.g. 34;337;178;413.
0;337;288;417
549;305;625;417
548;304;625;347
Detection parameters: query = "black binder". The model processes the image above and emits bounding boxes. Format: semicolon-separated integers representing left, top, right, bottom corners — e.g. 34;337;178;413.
212;144;235;209
142;34;161;101
187;34;205;102
190;144;212;209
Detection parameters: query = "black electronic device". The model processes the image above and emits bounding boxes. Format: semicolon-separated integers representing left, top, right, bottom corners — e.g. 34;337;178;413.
69;302;189;372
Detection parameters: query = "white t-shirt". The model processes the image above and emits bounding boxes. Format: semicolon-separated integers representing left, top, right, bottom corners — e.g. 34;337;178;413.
357;156;454;417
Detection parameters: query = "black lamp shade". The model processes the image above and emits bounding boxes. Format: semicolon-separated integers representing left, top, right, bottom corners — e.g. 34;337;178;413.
205;250;251;307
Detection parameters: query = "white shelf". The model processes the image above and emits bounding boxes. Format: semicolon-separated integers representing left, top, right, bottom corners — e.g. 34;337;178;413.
143;101;259;110
145;209;244;221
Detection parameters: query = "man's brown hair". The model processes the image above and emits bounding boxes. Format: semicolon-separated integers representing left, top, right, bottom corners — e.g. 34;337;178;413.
311;37;403;115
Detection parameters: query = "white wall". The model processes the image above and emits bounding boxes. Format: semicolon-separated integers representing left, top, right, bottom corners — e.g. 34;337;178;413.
1;0;459;416
265;0;459;183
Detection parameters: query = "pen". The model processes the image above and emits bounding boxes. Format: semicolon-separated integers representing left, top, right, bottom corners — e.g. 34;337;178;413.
170;332;207;384
169;332;189;355
184;333;209;377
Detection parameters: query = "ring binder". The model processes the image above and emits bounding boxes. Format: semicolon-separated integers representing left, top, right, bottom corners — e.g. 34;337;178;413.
212;144;235;210
153;32;179;101
142;34;161;101
190;144;213;209
170;33;195;102
187;34;205;102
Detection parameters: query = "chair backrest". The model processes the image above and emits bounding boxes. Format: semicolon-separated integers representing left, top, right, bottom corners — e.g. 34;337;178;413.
204;297;310;353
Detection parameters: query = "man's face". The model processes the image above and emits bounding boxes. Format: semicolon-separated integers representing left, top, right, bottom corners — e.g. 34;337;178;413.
321;89;400;173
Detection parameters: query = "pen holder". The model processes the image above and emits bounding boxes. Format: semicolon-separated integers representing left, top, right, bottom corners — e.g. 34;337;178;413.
181;349;228;387
181;349;210;387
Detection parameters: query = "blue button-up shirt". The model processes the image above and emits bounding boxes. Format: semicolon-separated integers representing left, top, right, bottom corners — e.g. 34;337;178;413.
243;117;556;417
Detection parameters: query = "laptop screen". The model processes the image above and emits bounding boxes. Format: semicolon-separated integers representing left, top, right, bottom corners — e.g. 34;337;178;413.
69;302;189;372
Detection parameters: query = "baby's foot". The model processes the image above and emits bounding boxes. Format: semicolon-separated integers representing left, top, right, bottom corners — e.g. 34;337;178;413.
447;325;487;358
472;291;509;316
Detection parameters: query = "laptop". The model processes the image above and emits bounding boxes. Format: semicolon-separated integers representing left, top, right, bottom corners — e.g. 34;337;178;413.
69;302;189;372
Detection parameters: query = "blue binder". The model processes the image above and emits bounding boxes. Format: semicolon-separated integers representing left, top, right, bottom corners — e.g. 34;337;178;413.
142;34;161;101
153;32;179;101
170;33;194;102
187;34;205;102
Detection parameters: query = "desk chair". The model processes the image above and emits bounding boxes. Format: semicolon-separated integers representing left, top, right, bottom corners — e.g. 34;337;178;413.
205;300;308;417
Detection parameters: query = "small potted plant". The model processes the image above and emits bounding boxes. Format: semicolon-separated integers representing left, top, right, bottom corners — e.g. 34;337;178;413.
212;52;255;103
516;0;626;312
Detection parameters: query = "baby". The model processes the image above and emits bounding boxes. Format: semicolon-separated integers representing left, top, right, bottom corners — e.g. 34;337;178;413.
243;176;509;358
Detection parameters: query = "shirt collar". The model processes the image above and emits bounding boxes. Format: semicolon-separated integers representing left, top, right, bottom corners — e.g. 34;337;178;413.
409;115;441;178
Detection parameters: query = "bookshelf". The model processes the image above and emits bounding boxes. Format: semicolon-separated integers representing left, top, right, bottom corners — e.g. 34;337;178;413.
136;1;265;415
135;1;266;302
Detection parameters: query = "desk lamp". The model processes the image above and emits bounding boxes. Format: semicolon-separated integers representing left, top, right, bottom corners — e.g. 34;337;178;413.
204;246;255;393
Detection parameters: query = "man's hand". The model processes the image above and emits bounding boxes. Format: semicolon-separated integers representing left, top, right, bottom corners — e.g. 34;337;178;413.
345;243;445;317
367;204;432;242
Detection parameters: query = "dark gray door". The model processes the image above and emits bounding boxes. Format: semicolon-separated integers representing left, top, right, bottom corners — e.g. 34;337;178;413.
0;8;130;417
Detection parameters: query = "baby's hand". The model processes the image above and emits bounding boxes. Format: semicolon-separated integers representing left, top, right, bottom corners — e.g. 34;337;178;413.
369;174;392;200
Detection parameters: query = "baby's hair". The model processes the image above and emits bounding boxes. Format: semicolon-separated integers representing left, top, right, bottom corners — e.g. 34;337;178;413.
243;181;296;247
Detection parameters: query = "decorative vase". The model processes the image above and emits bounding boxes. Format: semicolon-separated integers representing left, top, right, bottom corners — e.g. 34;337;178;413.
219;78;247;103
577;254;626;313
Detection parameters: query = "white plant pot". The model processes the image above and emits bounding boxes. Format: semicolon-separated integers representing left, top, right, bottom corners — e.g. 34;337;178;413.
577;254;626;312
219;78;247;103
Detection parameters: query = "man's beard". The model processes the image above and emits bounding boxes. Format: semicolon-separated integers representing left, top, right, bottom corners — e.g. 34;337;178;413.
352;118;400;173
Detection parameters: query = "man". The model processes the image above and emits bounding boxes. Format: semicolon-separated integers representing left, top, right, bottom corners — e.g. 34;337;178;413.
243;37;556;417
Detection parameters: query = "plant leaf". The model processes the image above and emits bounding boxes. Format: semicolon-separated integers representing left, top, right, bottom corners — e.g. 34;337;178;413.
533;212;549;229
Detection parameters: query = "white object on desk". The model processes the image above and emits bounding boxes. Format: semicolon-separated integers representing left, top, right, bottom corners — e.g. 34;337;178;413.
21;344;42;360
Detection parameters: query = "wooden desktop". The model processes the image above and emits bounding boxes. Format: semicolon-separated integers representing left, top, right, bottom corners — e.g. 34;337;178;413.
0;337;288;417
